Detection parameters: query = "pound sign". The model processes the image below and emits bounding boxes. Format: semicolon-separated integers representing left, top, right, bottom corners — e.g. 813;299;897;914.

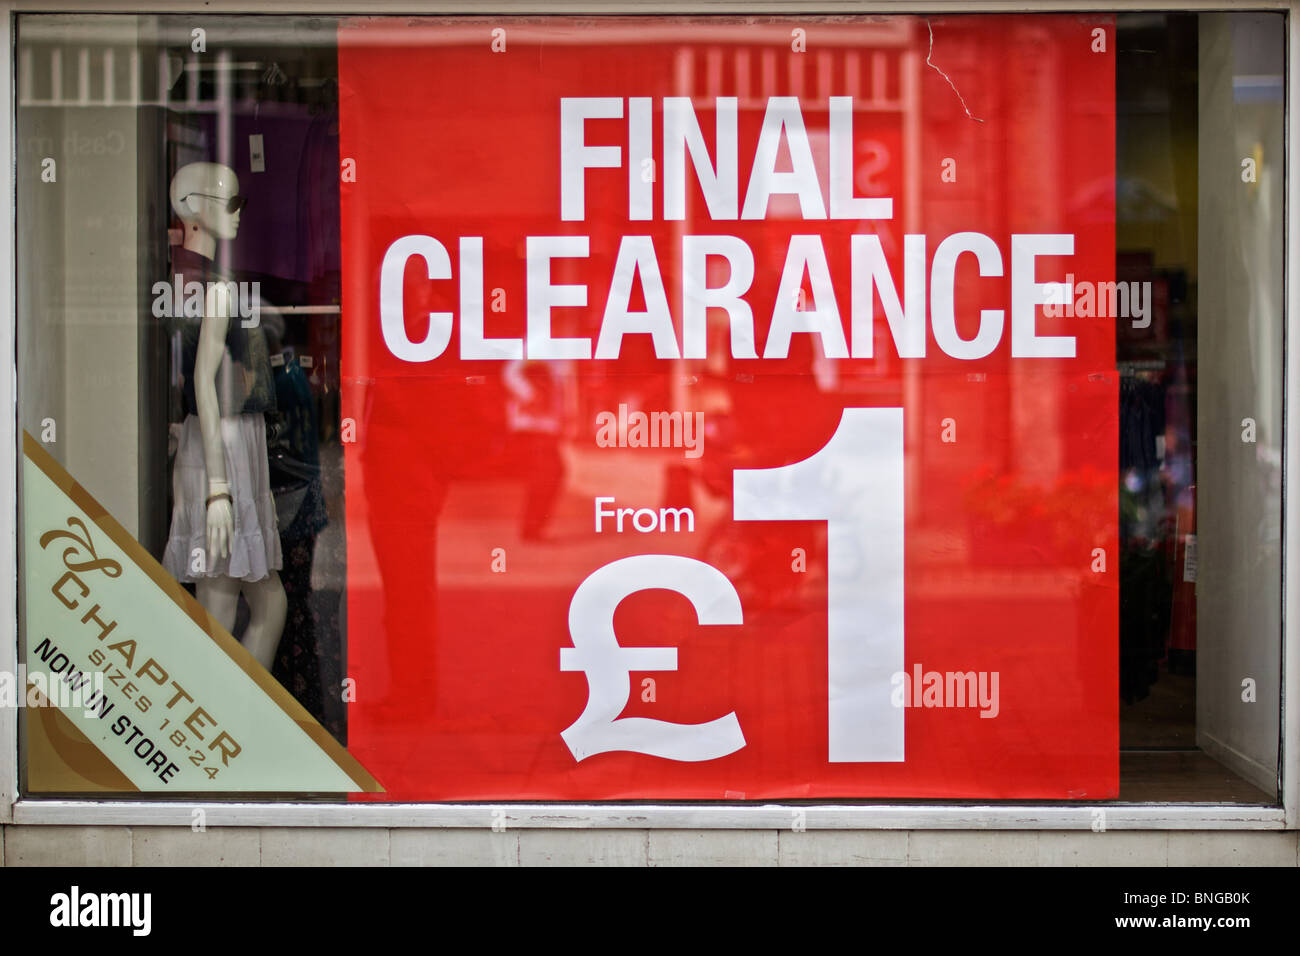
559;554;746;762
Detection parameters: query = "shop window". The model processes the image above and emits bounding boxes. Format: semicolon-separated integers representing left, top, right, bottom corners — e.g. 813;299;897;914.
10;11;1284;806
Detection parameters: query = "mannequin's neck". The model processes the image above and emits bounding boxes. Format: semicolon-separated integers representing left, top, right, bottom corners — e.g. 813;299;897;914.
182;224;216;259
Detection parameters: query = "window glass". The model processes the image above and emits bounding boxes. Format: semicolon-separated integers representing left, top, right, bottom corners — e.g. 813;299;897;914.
12;12;1283;804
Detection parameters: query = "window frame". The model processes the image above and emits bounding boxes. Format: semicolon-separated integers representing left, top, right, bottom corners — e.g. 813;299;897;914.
0;0;1294;831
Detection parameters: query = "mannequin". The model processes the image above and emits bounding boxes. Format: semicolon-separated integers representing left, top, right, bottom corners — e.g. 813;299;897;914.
162;161;287;670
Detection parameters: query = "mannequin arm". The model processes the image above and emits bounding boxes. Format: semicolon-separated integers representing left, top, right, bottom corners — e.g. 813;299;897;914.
195;287;233;560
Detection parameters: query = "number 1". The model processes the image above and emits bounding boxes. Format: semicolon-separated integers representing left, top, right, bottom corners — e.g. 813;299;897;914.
734;407;905;762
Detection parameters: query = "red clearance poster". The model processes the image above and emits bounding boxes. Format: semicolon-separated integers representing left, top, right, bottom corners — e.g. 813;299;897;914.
337;15;1118;800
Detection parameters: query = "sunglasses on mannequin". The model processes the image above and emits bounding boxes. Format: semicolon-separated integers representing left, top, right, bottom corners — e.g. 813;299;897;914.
182;192;248;213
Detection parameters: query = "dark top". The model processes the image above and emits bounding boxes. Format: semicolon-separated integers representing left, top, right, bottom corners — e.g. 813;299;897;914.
270;355;328;541
170;246;276;418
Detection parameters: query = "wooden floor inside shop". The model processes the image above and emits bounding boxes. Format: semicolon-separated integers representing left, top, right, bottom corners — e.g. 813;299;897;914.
1121;661;1196;749
1118;660;1275;804
1118;751;1275;804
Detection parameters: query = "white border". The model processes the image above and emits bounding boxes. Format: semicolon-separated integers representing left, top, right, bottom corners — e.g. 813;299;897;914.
10;800;1288;829
0;4;12;828
0;1;1294;12
1284;0;1299;831
0;0;1294;830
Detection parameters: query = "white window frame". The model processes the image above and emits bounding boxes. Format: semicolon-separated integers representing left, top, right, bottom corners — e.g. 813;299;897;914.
0;0;1294;831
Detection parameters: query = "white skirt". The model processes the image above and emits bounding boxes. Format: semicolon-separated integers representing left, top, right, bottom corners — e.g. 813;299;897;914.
162;413;282;583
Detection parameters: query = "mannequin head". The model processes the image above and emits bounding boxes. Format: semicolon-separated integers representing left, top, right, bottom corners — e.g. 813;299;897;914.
170;162;244;257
